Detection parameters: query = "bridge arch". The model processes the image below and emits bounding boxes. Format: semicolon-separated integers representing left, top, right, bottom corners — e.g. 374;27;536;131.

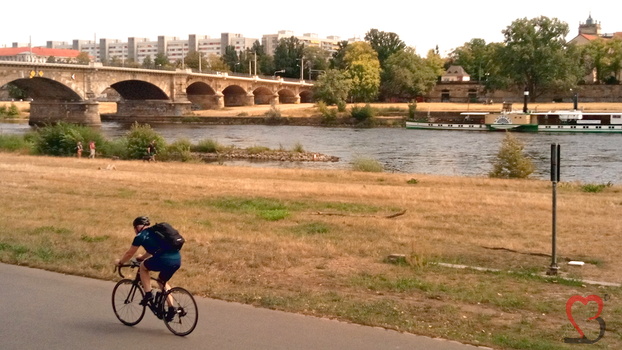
5;77;81;101
253;86;274;105
222;85;249;107
300;89;313;103
110;80;168;100
277;88;299;104
186;81;218;110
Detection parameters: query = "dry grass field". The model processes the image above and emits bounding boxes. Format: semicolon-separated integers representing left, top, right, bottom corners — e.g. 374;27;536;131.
0;152;620;349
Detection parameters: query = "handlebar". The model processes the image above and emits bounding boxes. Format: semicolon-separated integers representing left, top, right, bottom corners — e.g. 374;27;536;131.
114;258;141;278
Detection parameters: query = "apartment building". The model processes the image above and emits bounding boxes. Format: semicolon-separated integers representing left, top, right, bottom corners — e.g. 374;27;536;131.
13;31;349;64
262;30;344;55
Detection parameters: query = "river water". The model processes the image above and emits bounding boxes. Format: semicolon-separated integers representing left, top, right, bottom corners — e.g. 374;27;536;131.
1;121;621;184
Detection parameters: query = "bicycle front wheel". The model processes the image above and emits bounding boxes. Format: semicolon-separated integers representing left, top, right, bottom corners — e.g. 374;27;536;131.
112;279;146;326
163;287;199;336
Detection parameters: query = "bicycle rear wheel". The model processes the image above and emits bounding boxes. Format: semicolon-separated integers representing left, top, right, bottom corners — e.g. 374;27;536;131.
112;279;146;326
163;287;199;336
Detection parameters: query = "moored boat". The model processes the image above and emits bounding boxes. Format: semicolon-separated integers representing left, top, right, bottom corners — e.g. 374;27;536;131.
406;105;622;133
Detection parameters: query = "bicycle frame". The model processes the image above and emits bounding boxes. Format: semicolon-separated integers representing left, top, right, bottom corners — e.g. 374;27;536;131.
115;263;167;319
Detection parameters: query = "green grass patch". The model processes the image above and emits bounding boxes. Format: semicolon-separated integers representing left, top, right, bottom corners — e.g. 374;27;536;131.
246;145;271;154
351;156;384;172
294;222;331;235
581;182;613;193
0;134;33;153
31;226;72;236
80;235;110;243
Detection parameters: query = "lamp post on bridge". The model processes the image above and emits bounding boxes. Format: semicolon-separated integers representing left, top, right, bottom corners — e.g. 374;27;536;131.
273;69;285;78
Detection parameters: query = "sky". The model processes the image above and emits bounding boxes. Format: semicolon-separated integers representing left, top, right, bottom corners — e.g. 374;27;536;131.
2;1;620;57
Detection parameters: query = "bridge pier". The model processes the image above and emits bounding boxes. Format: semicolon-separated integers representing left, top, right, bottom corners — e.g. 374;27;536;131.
116;100;192;118
29;100;101;126
245;93;255;106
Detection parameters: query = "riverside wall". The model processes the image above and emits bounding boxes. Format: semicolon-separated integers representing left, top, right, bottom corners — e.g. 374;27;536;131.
427;83;622;103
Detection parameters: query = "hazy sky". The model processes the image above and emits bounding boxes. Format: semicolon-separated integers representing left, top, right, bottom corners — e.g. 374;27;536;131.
2;1;619;56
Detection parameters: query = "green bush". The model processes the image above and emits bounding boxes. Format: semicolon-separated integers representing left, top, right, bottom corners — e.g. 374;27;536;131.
163;138;197;162
317;101;338;125
32;122;107;157
124;122;165;160
351;156;384;172
337;101;347;112
292;142;305;153
192;138;223;153
265;106;282;119
489;132;534;179
350;104;376;122
0;103;20;118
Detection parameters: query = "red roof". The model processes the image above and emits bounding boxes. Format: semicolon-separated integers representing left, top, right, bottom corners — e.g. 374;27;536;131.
0;47;83;58
579;34;599;41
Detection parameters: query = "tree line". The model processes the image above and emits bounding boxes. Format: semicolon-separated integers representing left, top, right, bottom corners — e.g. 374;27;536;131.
42;16;622;105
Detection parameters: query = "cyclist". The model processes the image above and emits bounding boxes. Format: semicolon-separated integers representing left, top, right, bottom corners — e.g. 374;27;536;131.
115;216;181;320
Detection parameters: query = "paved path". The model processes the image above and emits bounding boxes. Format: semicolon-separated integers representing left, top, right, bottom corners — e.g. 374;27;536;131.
0;263;489;349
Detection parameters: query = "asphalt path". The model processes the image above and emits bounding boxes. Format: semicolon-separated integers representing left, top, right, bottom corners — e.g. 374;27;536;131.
0;263;489;350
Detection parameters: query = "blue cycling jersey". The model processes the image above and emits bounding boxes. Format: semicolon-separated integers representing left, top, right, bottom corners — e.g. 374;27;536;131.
132;228;181;260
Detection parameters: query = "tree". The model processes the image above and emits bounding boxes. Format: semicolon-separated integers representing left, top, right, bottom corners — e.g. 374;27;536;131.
496;16;582;101
381;47;437;101
184;51;208;72
330;41;349;70
608;38;622;83
343;42;381;102
141;55;154;69
447;39;492;81
303;46;330;80
581;38;622;84
364;29;406;69
425;48;445;79
489;132;534;179
311;69;352;105
205;53;230;72
273;37;305;78
250;41;275;75
222;45;240;72
76;52;91;65
7;83;28;100
154;53;171;69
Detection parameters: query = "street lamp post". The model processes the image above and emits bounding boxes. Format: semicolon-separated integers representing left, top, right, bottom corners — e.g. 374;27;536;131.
273;69;285;77
523;88;529;113
296;58;304;80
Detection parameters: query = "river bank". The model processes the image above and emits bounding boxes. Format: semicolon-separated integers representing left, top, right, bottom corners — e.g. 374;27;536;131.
0;153;620;349
6;101;622;127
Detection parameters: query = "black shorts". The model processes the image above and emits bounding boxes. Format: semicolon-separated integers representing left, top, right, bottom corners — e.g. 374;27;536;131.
144;257;181;282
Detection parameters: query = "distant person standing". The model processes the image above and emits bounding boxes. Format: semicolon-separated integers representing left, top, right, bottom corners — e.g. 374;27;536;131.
88;140;96;159
75;141;83;158
147;140;157;162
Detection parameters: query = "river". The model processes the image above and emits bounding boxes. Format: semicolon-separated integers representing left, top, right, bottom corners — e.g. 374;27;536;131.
1;121;621;184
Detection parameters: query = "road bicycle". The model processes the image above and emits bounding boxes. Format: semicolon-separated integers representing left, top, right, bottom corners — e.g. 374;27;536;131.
112;260;198;336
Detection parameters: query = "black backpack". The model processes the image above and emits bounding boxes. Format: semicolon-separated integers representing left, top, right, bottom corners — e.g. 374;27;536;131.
151;222;185;251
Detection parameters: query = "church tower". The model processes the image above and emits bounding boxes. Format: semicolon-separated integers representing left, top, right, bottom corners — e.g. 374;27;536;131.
579;13;601;35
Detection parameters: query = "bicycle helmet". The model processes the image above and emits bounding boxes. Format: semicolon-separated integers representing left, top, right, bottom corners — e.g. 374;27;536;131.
132;216;150;227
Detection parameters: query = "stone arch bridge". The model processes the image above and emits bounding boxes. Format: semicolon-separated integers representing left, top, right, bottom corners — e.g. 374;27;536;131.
0;62;314;125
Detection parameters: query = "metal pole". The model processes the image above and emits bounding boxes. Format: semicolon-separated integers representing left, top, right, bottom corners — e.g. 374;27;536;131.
548;143;560;275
